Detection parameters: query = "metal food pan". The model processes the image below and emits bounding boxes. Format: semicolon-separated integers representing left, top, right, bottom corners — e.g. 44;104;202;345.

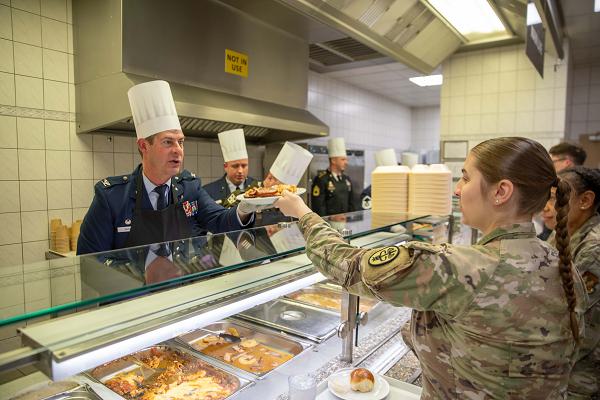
11;383;103;400
285;286;378;313
87;344;252;400
235;299;340;343
176;319;311;379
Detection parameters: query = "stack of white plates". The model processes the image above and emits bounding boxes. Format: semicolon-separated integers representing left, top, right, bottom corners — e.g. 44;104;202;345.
371;166;410;214
408;164;452;216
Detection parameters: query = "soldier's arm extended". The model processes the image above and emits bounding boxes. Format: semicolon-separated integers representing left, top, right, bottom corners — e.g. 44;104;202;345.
310;176;327;216
299;212;496;316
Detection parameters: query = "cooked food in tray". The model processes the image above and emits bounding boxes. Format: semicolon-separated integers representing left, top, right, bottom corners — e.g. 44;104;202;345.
243;184;297;198
91;347;239;400
190;326;294;374
286;287;376;313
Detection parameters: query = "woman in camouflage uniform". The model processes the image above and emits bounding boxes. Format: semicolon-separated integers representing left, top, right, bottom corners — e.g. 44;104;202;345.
542;167;600;399
275;137;586;399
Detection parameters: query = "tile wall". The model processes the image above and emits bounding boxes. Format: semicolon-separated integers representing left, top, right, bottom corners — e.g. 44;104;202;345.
440;44;569;150
411;106;441;158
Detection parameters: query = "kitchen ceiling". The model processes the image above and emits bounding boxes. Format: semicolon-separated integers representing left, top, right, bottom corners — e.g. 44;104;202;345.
561;0;600;66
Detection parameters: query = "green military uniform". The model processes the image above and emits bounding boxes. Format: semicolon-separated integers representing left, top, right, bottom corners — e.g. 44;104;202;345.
298;212;587;399
566;214;600;399
311;170;354;217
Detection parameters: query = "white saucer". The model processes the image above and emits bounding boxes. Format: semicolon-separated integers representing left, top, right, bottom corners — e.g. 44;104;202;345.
236;188;306;206
327;369;390;400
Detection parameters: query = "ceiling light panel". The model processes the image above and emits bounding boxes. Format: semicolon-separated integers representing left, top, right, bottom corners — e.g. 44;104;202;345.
426;0;509;42
409;74;443;86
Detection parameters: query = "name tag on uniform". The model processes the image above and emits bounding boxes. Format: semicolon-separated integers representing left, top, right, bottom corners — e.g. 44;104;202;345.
117;226;131;233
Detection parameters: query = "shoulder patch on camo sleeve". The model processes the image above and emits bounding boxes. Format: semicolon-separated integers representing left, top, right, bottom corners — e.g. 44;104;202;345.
582;271;599;294
368;246;400;267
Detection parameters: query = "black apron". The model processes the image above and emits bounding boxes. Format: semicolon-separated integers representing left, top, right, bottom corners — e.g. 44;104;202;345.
124;170;193;248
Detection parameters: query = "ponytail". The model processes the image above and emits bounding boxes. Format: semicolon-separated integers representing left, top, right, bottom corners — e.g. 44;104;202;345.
553;178;579;342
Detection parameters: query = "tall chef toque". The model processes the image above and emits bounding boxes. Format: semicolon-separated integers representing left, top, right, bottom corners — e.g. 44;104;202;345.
218;129;248;162
375;148;398;167
270;142;313;186
127;80;181;139
327;137;347;158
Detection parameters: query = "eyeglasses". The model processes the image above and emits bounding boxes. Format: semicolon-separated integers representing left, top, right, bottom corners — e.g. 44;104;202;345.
551;158;567;164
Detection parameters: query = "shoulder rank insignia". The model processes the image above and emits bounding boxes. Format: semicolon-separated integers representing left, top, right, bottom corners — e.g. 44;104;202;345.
312;185;320;197
327;181;335;192
102;178;111;187
582;271;598;294
318;171;326;178
368;246;400;267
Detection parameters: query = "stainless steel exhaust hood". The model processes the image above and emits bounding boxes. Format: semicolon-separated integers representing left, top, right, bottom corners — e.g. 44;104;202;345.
73;0;329;143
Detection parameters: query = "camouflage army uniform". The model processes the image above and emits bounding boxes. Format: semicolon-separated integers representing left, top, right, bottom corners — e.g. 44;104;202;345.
298;212;587;399
566;214;600;399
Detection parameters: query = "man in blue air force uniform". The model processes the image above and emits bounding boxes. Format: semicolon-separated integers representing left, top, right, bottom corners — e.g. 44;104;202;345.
77;80;260;255
203;129;257;207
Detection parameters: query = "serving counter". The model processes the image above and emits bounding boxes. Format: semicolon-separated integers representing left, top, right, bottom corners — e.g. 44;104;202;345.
0;210;451;399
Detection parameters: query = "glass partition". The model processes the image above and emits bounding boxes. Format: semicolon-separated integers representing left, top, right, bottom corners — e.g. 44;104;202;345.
0;210;427;328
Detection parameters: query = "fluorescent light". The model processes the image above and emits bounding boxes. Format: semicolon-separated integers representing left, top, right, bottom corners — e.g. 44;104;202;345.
409;74;443;87
595;0;600;12
527;2;542;25
427;0;507;41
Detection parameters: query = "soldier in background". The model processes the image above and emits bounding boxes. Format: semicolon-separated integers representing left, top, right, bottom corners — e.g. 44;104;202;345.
203;129;258;207
311;138;354;216
360;148;398;210
276;137;585;398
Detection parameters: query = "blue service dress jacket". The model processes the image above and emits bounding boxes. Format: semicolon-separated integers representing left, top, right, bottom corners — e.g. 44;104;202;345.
77;165;247;255
202;175;257;203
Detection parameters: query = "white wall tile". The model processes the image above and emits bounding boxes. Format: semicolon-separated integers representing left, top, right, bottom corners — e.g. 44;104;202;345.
44;120;69;150
67;22;73;54
0;38;13;73
498;92;516;113
20;210;48;241
464;95;482;115
515;111;534;134
41;0;66;22
72;207;87;221
534;88;555;111
69;82;75;112
464;114;481;134
481;93;498;114
13;42;42;77
553;109;566;131
534;110;554;132
12;8;41;46
0;149;19;180
0;115;17;148
0;5;12;40
480;114;498;134
18;149;46;180
114;153;133;175
465;74;482;95
0;244;23;269
15;75;43;109
42;48;68;82
0;213;21;245
93;152;114;179
516;69;536;91
71;180;93;208
24;277;50;303
43;79;68;111
47;208;72;226
70;151;92;179
571;104;588;122
92;134;113;152
12;0;40;14
0;181;20;213
451;76;466;96
0;71;16;106
516;90;535;112
113;136;133;153
46;150;70;179
17;117;44;149
498;71;517;92
499;49;517;71
481;52;500;73
22;240;47;264
19;180;46;211
69;123;92;151
497;112;515;134
47;180;71;209
41;17;67;52
67;53;74;83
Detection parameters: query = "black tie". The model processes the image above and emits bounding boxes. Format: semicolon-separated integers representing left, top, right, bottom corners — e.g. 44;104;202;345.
154;184;168;210
235;186;241;192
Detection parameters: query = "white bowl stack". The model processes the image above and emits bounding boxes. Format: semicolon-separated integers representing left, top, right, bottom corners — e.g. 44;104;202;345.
408;164;453;216
371;165;411;214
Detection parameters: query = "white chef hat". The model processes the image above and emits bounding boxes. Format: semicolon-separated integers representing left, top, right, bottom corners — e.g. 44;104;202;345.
375;148;398;167
218;129;248;162
269;142;313;186
127;80;181;139
268;225;306;253
327;137;346;158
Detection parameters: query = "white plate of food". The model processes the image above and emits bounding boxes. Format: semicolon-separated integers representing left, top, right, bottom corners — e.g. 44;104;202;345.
328;368;390;400
236;185;306;206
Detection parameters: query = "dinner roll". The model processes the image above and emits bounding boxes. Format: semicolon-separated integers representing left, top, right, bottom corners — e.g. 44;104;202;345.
350;368;374;392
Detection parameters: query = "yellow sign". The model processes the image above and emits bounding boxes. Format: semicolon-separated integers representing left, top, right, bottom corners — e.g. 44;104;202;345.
225;49;248;77
368;247;400;267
